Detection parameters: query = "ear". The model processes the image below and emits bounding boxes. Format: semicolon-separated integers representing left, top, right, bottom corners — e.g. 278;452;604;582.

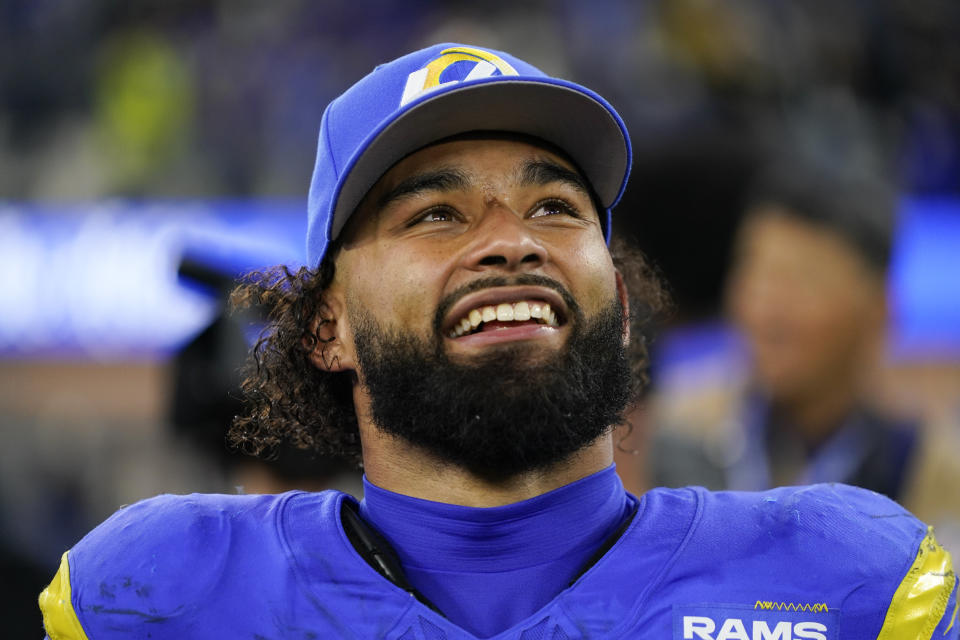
305;289;356;373
615;269;631;348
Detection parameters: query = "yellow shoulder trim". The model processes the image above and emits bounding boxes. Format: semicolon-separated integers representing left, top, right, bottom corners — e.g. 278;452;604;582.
38;552;91;640
877;526;956;640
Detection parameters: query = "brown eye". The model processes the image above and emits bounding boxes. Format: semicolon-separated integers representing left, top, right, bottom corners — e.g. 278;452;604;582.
530;199;579;219
422;210;453;222
409;207;459;226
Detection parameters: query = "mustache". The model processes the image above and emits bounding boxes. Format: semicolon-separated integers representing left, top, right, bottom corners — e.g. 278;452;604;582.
432;274;583;335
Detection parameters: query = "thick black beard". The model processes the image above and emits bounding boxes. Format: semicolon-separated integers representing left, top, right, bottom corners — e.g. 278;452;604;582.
351;289;632;481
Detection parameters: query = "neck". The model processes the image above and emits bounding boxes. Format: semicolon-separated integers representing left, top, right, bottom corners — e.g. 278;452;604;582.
771;376;861;446
357;417;614;507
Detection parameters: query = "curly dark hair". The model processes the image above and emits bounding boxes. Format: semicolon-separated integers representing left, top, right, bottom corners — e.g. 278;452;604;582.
229;235;669;467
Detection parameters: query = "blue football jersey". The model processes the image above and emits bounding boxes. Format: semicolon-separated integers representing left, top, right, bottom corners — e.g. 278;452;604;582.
40;484;957;639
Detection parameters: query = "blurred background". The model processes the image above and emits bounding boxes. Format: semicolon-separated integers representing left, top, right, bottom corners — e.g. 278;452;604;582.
2;0;959;635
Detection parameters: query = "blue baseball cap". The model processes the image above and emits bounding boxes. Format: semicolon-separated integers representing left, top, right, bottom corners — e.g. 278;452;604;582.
306;43;632;268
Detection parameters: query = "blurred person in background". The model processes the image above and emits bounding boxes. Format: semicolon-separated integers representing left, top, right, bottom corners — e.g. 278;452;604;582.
648;157;960;541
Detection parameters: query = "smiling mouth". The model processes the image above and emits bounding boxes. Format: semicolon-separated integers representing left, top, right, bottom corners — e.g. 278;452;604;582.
447;300;561;339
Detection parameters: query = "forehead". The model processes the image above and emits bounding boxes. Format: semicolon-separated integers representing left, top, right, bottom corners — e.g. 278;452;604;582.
737;207;880;279
741;207;854;256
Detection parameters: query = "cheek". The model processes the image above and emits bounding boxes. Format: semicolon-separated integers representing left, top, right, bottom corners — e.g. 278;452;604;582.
562;239;619;313
344;244;449;329
736;285;866;383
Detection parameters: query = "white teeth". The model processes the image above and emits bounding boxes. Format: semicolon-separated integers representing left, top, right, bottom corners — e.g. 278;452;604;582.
449;300;560;338
543;304;559;327
514;301;530;321
468;309;482;328
541;304;558;327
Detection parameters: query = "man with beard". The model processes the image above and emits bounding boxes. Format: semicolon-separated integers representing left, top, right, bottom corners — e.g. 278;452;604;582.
40;44;956;640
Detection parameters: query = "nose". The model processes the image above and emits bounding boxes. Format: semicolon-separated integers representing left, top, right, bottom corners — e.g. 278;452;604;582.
461;204;548;272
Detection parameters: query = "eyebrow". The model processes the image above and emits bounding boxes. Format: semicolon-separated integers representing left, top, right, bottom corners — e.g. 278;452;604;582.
376;168;470;210
519;159;592;199
375;158;593;211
